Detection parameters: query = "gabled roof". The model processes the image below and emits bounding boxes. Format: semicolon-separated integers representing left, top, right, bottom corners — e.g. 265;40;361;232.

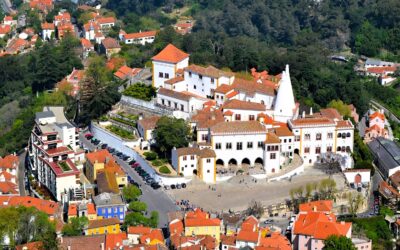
369;111;385;121
185;64;234;78
0;154;18;169
320;108;342;120
96;16;116;24
222;99;265;111
101;37;121;49
128;225;152;235
299;200;333;213
80;38;93;49
41;22;55;30
152;44;189;64
86;149;113;165
265;132;280;144
169;219;184;236
125;30;157;39
215;84;233;94
0;196;59;215
258;232;291;250
137;116;161;130
236;230;259;243
211;121;266;135
87;217;120;229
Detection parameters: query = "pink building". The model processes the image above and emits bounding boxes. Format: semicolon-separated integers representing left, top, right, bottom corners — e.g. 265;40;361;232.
364;110;388;143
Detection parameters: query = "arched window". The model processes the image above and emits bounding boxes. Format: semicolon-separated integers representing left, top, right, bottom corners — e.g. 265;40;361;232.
346;132;351;137
338;133;342;138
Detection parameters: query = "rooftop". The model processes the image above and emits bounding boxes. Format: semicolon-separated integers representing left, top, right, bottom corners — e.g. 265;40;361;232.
125;30;157;39
368;137;400;172
137;116;160;130
87;217;120;229
211;121;267;135
93;192;124;207
222;99;266;111
152;44;189;64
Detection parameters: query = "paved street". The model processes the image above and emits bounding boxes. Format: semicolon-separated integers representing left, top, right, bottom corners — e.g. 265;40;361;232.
17;151;26;196
0;0;13;13
79;133;179;227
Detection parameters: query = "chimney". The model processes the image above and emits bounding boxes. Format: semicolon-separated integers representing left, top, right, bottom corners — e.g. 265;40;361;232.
302;111;306;118
100;242;105;250
313;206;316;212
310;107;313;115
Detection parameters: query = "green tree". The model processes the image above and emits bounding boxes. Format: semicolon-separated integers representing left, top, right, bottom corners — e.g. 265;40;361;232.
327;100;351;117
153;116;191;157
129;201;147;212
62;216;89;236
324;235;356;250
123;185;142;203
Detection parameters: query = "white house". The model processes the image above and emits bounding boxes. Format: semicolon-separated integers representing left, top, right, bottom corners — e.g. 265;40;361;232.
171;147;216;183
221;99;266;121
343;169;371;187
156;87;208;115
41;22;55;40
121;30;157;45
152;44;189;89
137;116;160;141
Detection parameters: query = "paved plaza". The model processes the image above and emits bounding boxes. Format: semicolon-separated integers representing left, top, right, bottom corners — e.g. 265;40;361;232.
166;166;346;213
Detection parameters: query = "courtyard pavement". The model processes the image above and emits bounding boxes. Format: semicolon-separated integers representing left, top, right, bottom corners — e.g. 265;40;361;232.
166;166;346;213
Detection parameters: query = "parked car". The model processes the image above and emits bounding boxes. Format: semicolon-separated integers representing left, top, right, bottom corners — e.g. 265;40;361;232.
122;156;129;161
129;160;136;165
145;178;155;184
132;162;140;167
176;184;182;189
171;184;176;189
107;147;115;153
181;183;187;188
93;140;101;145
151;182;161;189
116;152;123;157
101;143;108;149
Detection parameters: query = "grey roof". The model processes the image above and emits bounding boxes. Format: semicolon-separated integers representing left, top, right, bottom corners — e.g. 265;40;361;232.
93;192;124;207
366;58;395;66
35;110;55;120
58;122;74;129
368;137;400;172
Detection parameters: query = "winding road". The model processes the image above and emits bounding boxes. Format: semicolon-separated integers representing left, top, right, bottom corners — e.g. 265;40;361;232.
0;0;13;14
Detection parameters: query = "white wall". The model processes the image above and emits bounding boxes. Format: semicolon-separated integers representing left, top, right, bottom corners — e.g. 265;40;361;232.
201;158;215;183
264;144;281;174
56;174;79;201
344;171;370;184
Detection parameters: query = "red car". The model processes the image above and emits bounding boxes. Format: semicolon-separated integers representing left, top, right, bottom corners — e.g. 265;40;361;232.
84;133;93;139
132;162;140;168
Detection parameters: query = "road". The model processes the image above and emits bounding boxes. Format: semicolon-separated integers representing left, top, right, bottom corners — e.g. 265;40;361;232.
79;134;179;227
17;151;26;196
370;99;400;124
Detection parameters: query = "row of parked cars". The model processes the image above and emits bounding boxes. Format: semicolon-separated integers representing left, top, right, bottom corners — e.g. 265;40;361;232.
133;166;161;190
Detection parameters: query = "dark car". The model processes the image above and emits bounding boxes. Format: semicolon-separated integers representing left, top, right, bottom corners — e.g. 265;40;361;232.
116;152;123;157
145;178;154;184
122;156;129;161
107;147;115;153
86;135;93;140
93;140;101;145
101;143;108;149
181;183;187;188
90;138;97;143
171;184;176;189
129;160;136;165
151;182;161;189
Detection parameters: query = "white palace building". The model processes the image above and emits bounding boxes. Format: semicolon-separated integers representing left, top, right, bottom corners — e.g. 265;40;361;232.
149;44;354;183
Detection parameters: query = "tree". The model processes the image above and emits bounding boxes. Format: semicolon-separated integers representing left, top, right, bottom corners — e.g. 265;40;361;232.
153;116;191;157
123;185;142;203
347;192;364;217
129;201;147;212
62;216;89;236
327;100;351;117
246;200;264;218
318;179;337;200
324;235;356;250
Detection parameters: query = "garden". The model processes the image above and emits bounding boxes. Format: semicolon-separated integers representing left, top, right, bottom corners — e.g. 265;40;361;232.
122;83;157;101
143;151;174;175
106;125;136;140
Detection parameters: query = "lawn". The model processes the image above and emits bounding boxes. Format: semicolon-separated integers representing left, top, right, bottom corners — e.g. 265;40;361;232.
58;161;71;172
159;166;171;174
106;125;135;140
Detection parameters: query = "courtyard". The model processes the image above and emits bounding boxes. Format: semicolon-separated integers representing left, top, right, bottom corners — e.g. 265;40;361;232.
166;166;346;212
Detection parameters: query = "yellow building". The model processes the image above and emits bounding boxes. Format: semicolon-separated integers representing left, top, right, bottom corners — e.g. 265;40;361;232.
85;217;121;235
85;149;111;183
184;209;222;243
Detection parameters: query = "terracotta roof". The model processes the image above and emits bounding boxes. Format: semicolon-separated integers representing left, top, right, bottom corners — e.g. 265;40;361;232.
102;37;121;49
185;64;234;78
1;196;59;215
221;235;236;246
0;171;15;182
293;211;351;240
379;181;400;199
138;116;160;130
139;229;164;244
152;44;189;63
336;120;353;129
86;149;113;165
320;108;342;120
41;22;54;29
3;16;13;22
125;30;157;39
191;108;225;130
68;204;77;216
0;182;18;194
0;154;18;169
265;132;280;144
258;232;291;250
169;219;184;236
274;125;294;137
80;38;93;49
96;16;116;24
369;111;385;121
165;76;185;85
236;230;259;243
59;235;106;250
232;78;275;97
299;200;333;213
16;241;43;250
87;217;120;229
185;218;221;227
186;208;209;219
175;148;216;158
114;65;142;79
290;117;335;127
211;121;266;134
105;233;127;250
222;99;265;111
215;84;233;94
367;66;397;74
128;225;152;235
157;88;192;101
0;25;11;34
225;91;239;99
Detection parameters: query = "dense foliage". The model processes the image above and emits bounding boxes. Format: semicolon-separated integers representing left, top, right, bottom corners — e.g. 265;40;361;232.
324;235;356;250
122;83;157;101
62;216;89;236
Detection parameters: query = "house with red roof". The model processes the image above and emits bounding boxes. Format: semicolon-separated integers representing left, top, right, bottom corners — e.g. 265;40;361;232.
0;196;60;220
80;38;94;58
0;24;11;38
41;22;55;40
114;65;143;84
30;0;53;13
100;37;121;58
120;30;157;45
3;16;16;27
127;226;165;246
0;154;19;195
364;110;389;143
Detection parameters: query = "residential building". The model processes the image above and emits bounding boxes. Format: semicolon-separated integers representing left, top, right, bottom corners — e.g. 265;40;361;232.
96;17;116;31
0;24;11;39
54;11;71;26
4;38;28;54
29;0;53;13
41;22;55;40
343;169;371;188
0;155;19;195
28;107;83;201
364;110;389;143
114;65;143;84
100;37;121;58
171;147;216;183
127;226;165;245
80;38;94;59
3;16;17;27
85;217;121;235
68;201;97;221
57;23;74;39
174;21;193;35
93;192;126;222
137;116;160;141
368;137;400;179
152;44;189;89
120;30;157;45
183;208;222;243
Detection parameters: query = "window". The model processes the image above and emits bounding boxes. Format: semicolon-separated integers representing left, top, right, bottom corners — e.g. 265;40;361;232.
249;115;255;121
181;104;184;111
183;156;187;161
159;72;164;78
211;78;215;83
304;134;311;140
174;102;178;109
201;134;208;141
304;147;310;154
338;133;342;138
185;165;187;168
191;164;194;168
207;159;211;163
327;146;332;152
189;72;192;77
284;139;287;143
226;143;232;149
168;100;171;106
181;167;184;171
237;142;243;150
295;136;300;142
207;169;210;173
194;85;197;89
161;99;165;105
165;73;169;79
346;132;351;137
190;155;195;160
270;153;276;159
247;142;253;149
327;132;333;139
258;141;264;148
316;133;322;140
235;114;241;121
199;74;203;79
215;143;222;149
108;208;111;213
315;147;321;154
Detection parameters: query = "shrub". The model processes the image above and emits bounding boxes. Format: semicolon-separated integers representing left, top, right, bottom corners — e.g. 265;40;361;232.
122;83;157;101
159;166;171;174
152;159;163;167
144;151;157;161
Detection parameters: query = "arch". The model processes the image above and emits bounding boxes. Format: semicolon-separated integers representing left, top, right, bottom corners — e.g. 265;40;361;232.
216;159;224;166
354;174;362;184
294;148;300;155
228;158;237;165
346;146;351;153
255;158;264;165
337;133;342;138
193;169;198;175
337;146;341;152
346;132;351;137
241;158;251;165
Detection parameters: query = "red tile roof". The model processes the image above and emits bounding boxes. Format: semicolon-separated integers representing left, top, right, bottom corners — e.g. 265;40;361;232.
139;229;164;244
0;196;59;215
215;84;233;94
185;218;221;227
41;22;54;30
102;37;121;49
299;200;333;213
137;116;160;130
320;108;342;120
211;121;267;134
80;38;93;49
222;99;265;111
125;30;157;39
96;16;116;25
236;230;259;243
16;241;43;250
0;182;18;194
0;154;18;169
87;217;120;229
86;149;113;165
152;44;189;64
369;111;385;121
105;233;127;250
258;232;291;250
128;225;152;235
367;66;397;74
0;25;11;34
169;219;184;236
68;203;77;216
